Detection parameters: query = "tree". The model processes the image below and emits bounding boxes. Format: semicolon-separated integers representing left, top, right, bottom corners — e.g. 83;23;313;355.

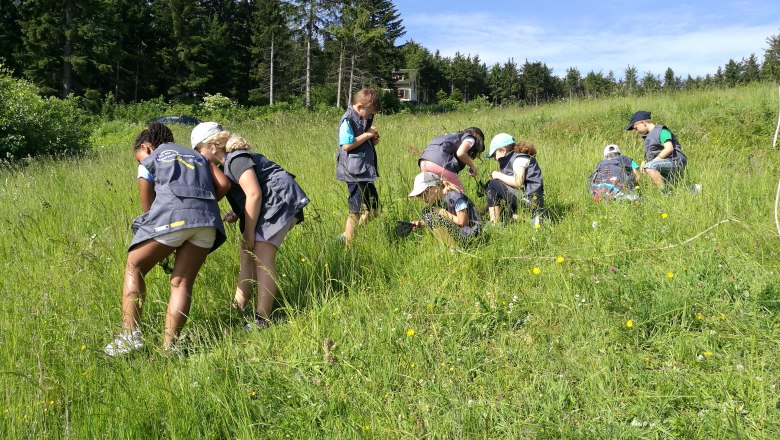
640;71;661;94
521;60;555;105
251;0;295;105
563;67;582;99
17;0;120;98
290;0;335;108
761;31;780;82
742;54;761;83
582;70;613;98
487;59;520;104
623;65;638;95
0;0;23;74
723;59;742;87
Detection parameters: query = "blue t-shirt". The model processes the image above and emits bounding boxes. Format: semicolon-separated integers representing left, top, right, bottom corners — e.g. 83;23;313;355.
339;120;355;146
454;197;468;213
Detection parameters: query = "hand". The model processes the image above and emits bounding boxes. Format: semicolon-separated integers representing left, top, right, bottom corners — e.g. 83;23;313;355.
223;211;238;223
241;234;255;252
411;220;424;228
366;127;378;137
438;208;449;218
491;171;502;179
372;133;380;145
468;166;477;177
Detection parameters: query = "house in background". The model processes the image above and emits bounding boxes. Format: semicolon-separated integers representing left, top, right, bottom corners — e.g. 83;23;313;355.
387;69;419;102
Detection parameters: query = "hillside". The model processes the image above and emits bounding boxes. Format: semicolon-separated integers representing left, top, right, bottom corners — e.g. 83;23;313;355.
1;84;779;438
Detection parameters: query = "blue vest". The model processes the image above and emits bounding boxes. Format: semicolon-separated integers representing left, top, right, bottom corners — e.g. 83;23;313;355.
643;125;687;165
498;152;544;196
439;191;481;234
591;155;637;191
130;143;226;252
336;107;378;182
224;151;309;240
419;132;474;173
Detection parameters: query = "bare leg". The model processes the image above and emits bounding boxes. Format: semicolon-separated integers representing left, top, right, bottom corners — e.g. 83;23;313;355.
488;206;501;223
233;249;257;310
343;213;359;245
123;240;175;332
253;242;280;320
645;169;665;189
164;241;210;349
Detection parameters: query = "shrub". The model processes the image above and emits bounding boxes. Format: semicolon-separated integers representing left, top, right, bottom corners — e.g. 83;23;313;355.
379;89;402;114
0;67;91;160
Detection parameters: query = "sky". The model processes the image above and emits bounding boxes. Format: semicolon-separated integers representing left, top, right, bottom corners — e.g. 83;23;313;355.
392;0;780;79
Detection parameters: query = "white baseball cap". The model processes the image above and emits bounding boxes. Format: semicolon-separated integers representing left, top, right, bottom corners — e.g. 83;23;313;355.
190;122;223;148
408;171;442;197
603;144;621;157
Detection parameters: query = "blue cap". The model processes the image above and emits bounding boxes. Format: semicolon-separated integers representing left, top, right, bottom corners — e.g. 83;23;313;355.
485;133;515;158
625;111;651;130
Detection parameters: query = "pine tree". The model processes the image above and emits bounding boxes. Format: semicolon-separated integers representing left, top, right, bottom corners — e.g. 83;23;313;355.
761;31;780;83
742;54;761;83
564;67;582;99
0;0;23;74
623;65;638;95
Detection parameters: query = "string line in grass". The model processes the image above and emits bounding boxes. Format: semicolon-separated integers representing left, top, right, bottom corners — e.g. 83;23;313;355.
775;178;780;236
498;218;745;262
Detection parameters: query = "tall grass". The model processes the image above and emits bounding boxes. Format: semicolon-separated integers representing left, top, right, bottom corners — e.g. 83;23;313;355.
1;83;779;438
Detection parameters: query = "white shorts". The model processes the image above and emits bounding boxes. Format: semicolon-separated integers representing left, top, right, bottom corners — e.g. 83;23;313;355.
154;226;216;249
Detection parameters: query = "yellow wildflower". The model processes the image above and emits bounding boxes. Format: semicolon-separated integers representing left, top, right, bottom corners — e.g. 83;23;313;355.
532;267;541;275
556;256;565;264
406;329;415;337
666;272;674;278
703;351;713;357
626;320;633;328
661;213;668;219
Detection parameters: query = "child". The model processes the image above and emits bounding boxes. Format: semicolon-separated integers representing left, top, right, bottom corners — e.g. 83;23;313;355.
336;87;381;246
104;122;230;356
418;127;485;192
192;122;309;328
625;110;687;189
483;133;545;226
406;171;481;248
589;144;641;201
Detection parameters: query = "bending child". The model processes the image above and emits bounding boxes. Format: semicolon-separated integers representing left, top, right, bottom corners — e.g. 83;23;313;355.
483;133;545;226
406;171;481;248
105;122;229;356
336;87;381;246
625;110;687;189
192;122;309;328
590;144;641;201
418;127;485;192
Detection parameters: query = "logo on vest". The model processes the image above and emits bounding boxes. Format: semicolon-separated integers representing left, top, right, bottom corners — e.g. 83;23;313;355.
157;150;202;170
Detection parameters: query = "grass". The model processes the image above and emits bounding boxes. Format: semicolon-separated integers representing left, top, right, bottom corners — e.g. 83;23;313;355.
1;83;779;438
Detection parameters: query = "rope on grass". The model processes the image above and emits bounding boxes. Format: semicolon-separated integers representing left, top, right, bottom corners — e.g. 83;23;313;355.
775;178;780;236
499;218;744;262
773;85;780;149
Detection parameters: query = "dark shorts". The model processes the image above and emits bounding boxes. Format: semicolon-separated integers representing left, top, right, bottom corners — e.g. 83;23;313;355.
347;182;379;214
485;180;544;215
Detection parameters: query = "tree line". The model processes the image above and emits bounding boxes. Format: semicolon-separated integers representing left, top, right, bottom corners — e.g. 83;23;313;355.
1;0;779;110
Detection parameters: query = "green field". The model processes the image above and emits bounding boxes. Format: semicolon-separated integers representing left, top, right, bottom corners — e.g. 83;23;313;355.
2;84;779;438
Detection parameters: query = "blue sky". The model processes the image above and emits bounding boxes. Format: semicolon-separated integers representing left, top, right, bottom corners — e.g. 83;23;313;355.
392;0;780;79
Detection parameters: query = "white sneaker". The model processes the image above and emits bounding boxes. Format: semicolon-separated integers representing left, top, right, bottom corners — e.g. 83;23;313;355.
104;330;143;356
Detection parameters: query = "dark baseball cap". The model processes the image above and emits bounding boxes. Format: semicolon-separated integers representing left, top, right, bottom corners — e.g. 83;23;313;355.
625;111;651;130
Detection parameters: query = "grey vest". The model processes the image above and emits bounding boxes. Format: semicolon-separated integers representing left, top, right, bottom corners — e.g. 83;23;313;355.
336;107;378;182
591;156;637;190
643;125;687;165
419;132;474;173
440;191;481;233
130;143;226;252
498;152;544;196
224;151;310;239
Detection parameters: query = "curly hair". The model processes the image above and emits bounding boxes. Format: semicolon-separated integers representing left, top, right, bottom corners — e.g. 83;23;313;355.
194;131;252;154
134;122;174;151
514;140;537;156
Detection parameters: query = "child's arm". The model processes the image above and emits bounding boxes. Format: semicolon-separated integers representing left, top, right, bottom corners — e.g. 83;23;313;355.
491;170;523;189
138;178;155;213
237;169;263;251
455;140;478;176
438;202;469;227
653;140;675;160
341;127;378;152
209;162;231;201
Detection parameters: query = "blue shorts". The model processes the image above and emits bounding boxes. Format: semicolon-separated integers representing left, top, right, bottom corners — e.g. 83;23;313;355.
645;158;684;178
347;182;379;214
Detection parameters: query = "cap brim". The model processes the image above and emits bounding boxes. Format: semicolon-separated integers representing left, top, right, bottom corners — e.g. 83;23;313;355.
408;187;425;197
625;122;635;131
484;151;495;158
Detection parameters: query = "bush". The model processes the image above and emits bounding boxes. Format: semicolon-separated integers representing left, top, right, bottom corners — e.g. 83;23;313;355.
0;68;91;160
380;90;402;114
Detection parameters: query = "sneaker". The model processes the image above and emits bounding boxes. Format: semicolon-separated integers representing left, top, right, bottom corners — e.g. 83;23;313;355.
104;330;143;356
244;317;271;330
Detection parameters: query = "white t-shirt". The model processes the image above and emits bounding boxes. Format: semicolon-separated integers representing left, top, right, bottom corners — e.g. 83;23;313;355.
137;164;153;181
512;156;530;177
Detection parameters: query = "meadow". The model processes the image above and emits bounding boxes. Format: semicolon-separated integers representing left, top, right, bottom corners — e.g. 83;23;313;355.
1;83;779;438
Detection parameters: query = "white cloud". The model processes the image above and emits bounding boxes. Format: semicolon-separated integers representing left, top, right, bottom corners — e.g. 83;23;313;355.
403;11;778;78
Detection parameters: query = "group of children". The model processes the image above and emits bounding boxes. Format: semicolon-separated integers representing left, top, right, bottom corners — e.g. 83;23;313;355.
106;88;689;355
